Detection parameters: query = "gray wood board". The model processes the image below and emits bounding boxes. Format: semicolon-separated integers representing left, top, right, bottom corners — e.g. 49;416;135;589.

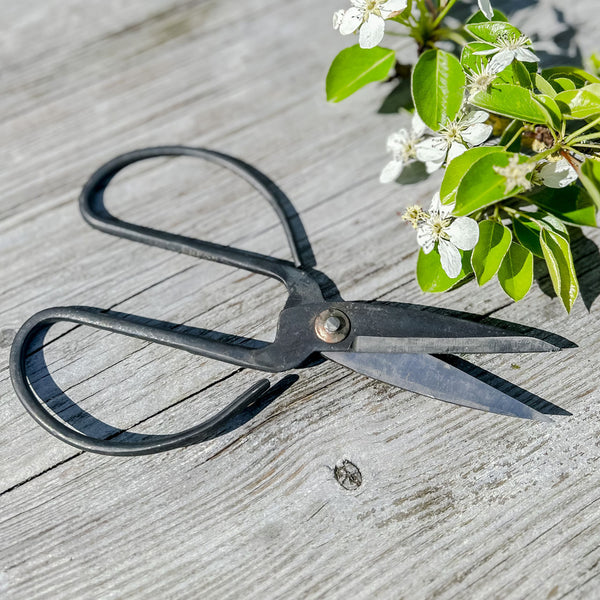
1;0;600;598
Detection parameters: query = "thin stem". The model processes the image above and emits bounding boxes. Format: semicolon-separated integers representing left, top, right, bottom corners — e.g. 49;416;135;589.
432;0;458;28
504;126;524;150
416;0;429;15
568;131;600;144
530;145;560;161
564;114;600;144
572;142;600;149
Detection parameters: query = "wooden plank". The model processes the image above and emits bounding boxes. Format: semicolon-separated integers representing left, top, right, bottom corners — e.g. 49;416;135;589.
1;0;600;598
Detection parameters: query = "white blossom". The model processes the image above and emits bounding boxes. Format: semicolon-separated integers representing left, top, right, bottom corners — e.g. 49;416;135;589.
414;193;479;278
474;33;540;73
478;0;494;20
415;111;493;172
534;158;578;188
493;155;536;193
465;61;500;100
380;112;427;183
333;0;408;49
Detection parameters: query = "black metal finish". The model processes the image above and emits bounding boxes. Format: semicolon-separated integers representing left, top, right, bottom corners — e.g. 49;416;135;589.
10;146;565;457
11;146;324;456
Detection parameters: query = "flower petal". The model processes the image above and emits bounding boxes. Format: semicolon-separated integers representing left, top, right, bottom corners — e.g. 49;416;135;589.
489;50;515;73
462;123;493;146
447;141;467;163
446;217;480;250
425;159;444;173
416;225;435;254
438;239;462;278
411;112;427;137
478;0;494;20
462;110;490;125
333;10;345;30
386;129;410;153
380;159;404;183
515;47;540;63
429;191;442;214
339;7;363;35
416;137;447;162
473;47;498;56
358;13;385;49
538;159;578;188
383;0;408;12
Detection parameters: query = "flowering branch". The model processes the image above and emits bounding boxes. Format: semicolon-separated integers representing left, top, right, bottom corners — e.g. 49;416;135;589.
326;0;600;313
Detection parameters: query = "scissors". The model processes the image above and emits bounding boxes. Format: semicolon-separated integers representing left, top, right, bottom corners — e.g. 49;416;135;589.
10;146;565;456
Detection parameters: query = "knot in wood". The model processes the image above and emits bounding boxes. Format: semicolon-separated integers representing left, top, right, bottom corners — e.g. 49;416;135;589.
334;459;362;491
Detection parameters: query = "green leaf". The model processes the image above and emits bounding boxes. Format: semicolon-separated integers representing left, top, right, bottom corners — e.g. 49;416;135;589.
326;45;396;103
540;229;579;312
511;212;568;258
416;248;472;292
497;61;533;89
465;22;522;44
534;73;558;98
497;243;534;301
412;49;465;131
440;146;505;203
461;42;494;71
527;185;597;227
554;77;577;91
542;66;600;88
471;220;513;285
471;83;551;124
467;10;508;24
512;217;544;257
555;83;600;119
535;94;563;130
580;159;600;208
453;151;529;215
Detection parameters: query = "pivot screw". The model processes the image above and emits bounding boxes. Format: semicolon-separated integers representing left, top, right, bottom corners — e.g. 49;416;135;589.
324;316;342;333
314;309;350;343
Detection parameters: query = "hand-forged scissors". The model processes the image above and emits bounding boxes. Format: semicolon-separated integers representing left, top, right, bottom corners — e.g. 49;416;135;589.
10;146;566;456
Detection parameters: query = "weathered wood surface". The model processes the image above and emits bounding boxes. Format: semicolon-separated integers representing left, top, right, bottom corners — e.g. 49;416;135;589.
1;1;600;598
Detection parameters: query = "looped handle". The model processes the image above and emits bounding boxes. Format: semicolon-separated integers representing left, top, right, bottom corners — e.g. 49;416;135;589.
10;147;320;455
80;146;322;304
81;145;305;263
10;307;272;456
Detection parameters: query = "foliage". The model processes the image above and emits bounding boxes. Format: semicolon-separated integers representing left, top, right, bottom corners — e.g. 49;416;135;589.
327;0;600;312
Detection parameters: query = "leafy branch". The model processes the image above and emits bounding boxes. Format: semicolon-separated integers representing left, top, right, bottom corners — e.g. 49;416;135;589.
327;0;600;312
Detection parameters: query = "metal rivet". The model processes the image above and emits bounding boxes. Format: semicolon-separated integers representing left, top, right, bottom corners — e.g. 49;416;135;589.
314;309;350;344
324;316;341;333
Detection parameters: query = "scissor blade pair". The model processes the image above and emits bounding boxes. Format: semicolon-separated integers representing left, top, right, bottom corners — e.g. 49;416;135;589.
343;303;562;355
323;351;552;422
353;335;559;355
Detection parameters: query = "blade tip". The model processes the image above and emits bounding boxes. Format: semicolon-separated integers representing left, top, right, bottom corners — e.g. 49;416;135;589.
532;411;555;423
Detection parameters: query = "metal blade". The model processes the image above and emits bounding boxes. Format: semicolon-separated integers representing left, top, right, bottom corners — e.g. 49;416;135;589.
353;335;560;354
323;302;564;355
323;352;553;422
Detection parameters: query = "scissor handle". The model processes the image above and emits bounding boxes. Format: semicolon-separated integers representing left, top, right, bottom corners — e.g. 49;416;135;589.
79;146;323;305
11;147;325;455
10;306;274;456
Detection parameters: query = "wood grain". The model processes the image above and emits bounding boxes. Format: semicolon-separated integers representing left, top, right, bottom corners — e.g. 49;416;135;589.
1;1;600;598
